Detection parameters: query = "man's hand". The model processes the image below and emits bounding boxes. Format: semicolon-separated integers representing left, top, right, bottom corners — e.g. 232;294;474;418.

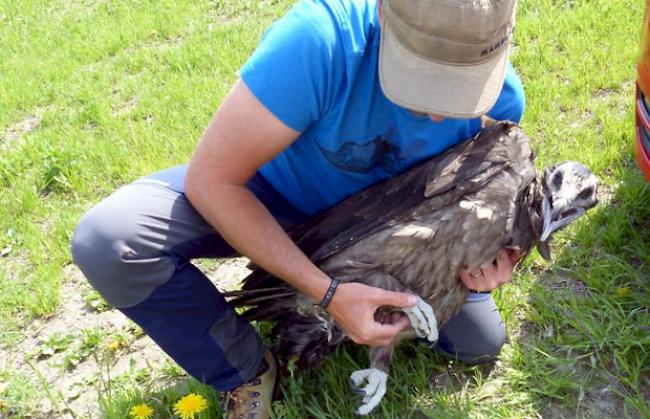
458;248;523;292
326;282;417;347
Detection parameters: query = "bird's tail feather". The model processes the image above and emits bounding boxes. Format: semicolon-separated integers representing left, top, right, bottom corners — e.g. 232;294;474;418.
275;314;345;370
225;286;297;319
224;287;296;307
226;285;344;369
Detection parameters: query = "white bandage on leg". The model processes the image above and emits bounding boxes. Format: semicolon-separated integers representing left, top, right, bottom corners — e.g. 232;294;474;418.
402;296;438;342
349;368;388;415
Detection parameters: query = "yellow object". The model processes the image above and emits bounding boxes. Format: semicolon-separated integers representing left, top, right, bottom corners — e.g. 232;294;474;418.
129;403;154;419
173;393;208;419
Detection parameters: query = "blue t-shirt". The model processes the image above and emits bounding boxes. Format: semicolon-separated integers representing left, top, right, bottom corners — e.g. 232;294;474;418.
240;0;524;216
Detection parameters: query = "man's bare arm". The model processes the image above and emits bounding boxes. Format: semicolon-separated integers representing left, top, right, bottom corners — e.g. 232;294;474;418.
185;79;416;347
185;79;332;301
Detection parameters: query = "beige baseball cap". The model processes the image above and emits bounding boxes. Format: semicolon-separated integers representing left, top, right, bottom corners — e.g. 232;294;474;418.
379;0;518;119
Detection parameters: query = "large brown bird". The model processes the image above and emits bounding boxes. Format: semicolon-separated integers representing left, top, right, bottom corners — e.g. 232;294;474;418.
226;121;599;414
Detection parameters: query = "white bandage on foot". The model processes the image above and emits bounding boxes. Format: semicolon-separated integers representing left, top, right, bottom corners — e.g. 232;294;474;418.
402;296;438;342
349;368;388;415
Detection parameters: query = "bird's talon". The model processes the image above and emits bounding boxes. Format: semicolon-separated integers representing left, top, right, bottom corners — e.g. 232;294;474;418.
402;296;439;342
349;378;366;395
349;368;388;415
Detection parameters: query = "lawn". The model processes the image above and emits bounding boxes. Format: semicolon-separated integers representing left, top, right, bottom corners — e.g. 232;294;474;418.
1;0;648;417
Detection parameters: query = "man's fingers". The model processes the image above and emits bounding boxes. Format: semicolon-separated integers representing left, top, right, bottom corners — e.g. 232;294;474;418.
390;313;411;330
497;248;510;264
390;311;405;324
376;311;407;325
371;317;410;344
458;248;522;292
349;318;407;347
458;268;476;289
474;259;503;290
374;289;418;308
495;249;513;284
480;261;496;277
509;248;524;265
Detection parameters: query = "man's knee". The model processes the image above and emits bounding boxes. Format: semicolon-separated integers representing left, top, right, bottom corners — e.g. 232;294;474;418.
435;325;505;365
72;205;128;305
71;197;175;308
468;321;506;361
435;295;506;364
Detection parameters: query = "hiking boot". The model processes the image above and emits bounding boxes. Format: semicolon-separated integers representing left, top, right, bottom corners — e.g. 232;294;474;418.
222;349;278;419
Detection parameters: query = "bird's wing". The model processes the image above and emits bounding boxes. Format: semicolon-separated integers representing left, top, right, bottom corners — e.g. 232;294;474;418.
240;122;525;291
375;122;538;299
300;122;527;262
443;123;537;272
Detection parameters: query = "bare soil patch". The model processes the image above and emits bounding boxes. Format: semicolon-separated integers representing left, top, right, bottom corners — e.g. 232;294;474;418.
1;258;251;418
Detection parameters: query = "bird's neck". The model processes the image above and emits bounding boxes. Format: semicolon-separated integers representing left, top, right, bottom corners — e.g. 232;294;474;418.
528;176;546;237
513;176;545;240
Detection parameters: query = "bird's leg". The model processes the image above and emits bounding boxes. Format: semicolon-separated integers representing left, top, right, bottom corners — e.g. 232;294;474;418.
334;270;437;413
401;296;438;343
349;344;396;415
350;270;438;343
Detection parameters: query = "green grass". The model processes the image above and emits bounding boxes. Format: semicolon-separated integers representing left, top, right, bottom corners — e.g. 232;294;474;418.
1;0;649;417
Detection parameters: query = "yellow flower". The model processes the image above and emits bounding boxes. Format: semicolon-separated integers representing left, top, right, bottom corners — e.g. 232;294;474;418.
173;393;208;419
107;340;120;352
616;286;631;297
130;403;154;419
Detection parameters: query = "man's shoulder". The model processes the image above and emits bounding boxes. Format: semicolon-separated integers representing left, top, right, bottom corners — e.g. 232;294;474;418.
239;0;380;132
285;0;378;45
296;0;377;22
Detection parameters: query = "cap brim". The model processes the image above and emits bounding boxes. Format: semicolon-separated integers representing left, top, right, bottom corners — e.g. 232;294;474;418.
379;21;509;119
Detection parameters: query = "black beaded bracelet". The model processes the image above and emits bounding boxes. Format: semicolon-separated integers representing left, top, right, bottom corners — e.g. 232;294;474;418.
318;279;340;309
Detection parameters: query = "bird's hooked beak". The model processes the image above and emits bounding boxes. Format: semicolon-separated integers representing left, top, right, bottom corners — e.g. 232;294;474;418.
540;195;586;241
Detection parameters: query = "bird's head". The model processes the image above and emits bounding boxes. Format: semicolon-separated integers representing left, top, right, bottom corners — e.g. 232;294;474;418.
540;161;598;243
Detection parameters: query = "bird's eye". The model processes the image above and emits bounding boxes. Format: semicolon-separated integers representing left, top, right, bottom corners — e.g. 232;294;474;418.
577;187;593;200
552;171;564;188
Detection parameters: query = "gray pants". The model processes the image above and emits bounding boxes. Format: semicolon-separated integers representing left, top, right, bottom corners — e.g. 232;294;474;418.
71;165;506;391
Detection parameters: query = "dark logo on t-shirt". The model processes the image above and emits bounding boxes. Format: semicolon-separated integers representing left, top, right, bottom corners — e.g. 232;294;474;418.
317;129;402;174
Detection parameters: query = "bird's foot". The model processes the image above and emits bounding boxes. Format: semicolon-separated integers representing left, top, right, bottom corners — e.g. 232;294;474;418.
402;296;438;343
348;368;388;415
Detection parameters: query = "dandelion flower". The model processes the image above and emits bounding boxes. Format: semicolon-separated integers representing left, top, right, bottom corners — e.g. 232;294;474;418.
173;393;208;419
130;403;154;419
107;340;120;352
